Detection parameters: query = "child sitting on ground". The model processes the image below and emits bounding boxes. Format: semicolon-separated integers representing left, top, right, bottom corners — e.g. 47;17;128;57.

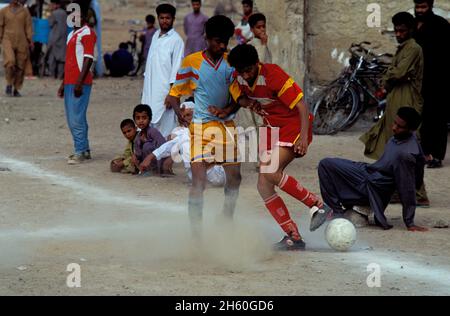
111;119;138;174
146;100;226;186
132;104;174;175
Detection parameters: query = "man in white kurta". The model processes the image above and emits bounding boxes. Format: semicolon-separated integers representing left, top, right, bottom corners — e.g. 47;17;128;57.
141;4;184;138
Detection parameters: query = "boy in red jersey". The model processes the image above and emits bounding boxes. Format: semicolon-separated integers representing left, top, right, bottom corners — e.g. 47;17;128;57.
212;44;331;251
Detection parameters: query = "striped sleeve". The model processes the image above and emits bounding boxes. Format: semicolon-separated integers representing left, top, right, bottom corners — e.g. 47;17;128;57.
229;78;243;102
267;65;304;109
169;54;200;98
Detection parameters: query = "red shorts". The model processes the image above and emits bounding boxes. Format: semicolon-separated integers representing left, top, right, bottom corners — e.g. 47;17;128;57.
259;114;314;154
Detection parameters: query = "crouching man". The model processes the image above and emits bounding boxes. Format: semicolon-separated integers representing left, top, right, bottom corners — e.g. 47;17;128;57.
318;107;428;232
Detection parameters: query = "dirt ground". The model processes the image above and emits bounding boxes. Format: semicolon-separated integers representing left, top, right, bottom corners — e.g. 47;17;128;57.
0;3;449;297
0;76;449;296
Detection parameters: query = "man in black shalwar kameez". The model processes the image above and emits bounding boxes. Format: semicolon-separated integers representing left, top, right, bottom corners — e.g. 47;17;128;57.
413;0;450;168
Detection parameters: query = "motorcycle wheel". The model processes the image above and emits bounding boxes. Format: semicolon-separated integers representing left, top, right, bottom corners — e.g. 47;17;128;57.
312;83;360;135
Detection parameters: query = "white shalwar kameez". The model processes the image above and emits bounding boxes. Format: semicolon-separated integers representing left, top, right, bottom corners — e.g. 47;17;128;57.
141;28;185;138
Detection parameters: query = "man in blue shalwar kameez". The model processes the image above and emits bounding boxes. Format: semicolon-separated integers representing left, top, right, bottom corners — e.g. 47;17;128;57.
318;107;428;232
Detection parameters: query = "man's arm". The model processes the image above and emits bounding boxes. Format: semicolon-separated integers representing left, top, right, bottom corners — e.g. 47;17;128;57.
394;152;428;231
293;99;311;157
384;46;422;87
74;57;94;97
74;31;97;97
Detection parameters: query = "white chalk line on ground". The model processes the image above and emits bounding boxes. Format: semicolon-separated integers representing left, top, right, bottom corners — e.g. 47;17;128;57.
0;152;185;214
349;251;450;292
2;152;450;293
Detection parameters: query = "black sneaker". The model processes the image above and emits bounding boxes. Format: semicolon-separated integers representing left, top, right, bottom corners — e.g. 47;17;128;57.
273;236;306;251
6;86;12;96
309;203;333;232
82;151;92;160
427;159;442;169
13;90;21;97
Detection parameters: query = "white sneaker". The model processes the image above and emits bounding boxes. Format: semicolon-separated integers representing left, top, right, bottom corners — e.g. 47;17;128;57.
309;204;333;232
67;154;85;165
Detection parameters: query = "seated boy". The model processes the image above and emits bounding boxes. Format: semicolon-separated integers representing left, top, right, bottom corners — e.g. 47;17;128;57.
111;119;138;174
147;101;226;186
132;104;173;175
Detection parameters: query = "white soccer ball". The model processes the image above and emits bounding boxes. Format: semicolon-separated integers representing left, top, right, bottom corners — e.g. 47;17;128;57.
325;218;357;252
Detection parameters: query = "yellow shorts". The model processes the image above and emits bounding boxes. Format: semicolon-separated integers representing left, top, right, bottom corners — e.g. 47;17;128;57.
190;120;240;165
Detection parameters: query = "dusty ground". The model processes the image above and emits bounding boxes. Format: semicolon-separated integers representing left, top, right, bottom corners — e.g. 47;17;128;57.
0;3;449;297
0;76;449;296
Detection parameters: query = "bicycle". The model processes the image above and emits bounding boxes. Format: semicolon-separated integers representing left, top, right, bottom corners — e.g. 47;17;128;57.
312;42;392;135
127;29;145;76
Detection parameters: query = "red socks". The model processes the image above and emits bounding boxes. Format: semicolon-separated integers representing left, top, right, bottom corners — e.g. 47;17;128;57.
278;173;319;208
264;194;301;240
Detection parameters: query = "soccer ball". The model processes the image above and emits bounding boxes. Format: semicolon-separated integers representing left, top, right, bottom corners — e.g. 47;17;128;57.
325;218;357;252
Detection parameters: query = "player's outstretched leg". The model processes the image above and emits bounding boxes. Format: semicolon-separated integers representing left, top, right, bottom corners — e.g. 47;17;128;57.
278;172;332;232
263;194;306;251
258;147;306;251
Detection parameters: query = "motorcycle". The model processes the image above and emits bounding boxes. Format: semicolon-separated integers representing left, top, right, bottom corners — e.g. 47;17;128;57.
312;42;393;135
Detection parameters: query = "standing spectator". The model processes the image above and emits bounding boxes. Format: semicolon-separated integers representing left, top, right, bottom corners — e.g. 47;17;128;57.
0;0;33;97
141;14;157;62
47;0;67;79
141;4;184;138
234;0;254;45
57;1;97;165
413;0;450;168
184;0;208;57
360;12;424;161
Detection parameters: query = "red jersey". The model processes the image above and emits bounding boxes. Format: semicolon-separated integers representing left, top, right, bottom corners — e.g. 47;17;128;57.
230;63;313;147
64;25;97;85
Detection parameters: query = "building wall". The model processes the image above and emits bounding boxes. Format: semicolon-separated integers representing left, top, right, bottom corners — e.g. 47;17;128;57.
256;0;450;95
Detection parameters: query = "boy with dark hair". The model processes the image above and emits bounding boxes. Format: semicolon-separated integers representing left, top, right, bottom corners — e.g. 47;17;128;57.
141;3;184;138
319;107;428;232
248;13;271;63
235;13;271;149
111;119;138;174
166;15;240;238
58;0;97;165
221;44;330;251
132;104;172;175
